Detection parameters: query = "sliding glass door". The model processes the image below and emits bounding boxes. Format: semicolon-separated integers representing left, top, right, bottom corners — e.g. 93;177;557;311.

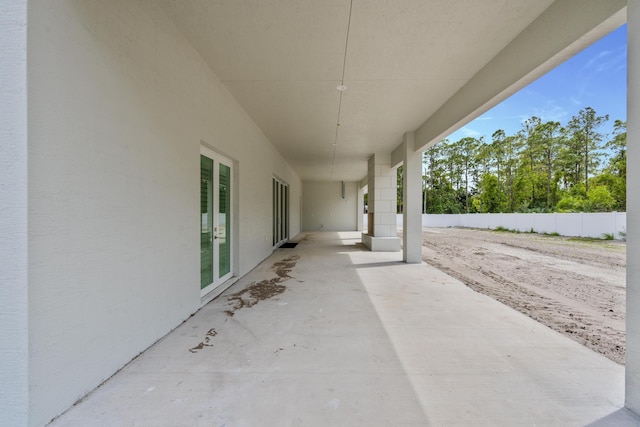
272;177;289;247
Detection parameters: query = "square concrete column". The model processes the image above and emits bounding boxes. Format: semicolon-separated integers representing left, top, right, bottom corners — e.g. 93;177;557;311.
0;2;29;425
402;132;422;263
357;185;365;231
627;0;640;416
362;152;400;251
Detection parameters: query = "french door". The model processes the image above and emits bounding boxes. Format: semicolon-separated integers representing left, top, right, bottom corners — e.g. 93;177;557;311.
200;148;233;295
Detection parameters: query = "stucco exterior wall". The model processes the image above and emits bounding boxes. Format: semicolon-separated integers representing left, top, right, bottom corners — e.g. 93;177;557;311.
0;1;29;425
302;181;358;231
27;0;300;425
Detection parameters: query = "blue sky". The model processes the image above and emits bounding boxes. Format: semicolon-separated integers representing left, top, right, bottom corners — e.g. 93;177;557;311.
447;24;627;142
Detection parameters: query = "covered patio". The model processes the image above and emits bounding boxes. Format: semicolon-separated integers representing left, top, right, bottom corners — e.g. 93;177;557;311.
50;231;634;426
3;1;640;425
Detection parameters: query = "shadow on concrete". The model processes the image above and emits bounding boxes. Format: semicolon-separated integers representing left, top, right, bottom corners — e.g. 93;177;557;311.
353;260;406;269
585;408;640;426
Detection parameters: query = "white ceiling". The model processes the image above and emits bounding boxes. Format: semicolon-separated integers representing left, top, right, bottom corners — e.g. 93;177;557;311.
158;0;622;182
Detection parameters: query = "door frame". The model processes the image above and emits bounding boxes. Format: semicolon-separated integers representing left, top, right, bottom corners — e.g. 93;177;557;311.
200;145;234;297
272;176;290;247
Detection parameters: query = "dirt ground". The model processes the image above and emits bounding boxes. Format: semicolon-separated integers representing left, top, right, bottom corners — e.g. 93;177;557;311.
419;227;626;365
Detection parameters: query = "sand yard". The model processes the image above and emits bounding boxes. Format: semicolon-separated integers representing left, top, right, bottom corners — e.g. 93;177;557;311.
420;227;626;364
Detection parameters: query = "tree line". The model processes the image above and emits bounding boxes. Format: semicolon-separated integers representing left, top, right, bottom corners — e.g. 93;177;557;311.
397;107;626;214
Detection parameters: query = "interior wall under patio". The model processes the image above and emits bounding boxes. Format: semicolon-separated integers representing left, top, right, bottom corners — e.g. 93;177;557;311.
302;181;359;232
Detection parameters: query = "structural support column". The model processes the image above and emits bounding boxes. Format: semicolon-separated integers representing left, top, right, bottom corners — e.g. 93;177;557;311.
627;0;640;416
356;183;365;232
0;1;29;425
362;152;401;251
402;132;422;263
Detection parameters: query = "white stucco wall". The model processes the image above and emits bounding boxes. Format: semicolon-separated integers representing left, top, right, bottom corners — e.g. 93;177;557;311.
0;1;29;425
27;1;300;425
302;181;358;231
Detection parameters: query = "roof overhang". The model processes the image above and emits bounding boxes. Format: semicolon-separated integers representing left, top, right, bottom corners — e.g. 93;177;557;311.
158;0;626;181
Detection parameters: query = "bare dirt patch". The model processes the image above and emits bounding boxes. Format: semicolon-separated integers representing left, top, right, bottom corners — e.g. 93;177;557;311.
420;227;626;364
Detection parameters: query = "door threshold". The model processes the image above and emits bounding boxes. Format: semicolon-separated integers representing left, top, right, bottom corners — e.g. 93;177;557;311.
200;276;239;307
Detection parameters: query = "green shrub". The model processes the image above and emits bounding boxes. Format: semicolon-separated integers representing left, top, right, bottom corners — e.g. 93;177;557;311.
557;195;585;212
587;186;615;212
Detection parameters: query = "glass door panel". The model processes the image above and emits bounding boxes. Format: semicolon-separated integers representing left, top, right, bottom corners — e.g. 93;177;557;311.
200;155;214;289
272;179;277;246
218;163;231;279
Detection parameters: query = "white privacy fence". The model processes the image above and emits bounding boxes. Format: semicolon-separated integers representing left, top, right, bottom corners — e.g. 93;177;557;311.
370;212;627;239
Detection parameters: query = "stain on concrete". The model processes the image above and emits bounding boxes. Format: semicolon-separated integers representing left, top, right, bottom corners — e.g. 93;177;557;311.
225;255;300;317
189;256;300;353
188;328;217;353
272;257;297;278
225;278;286;316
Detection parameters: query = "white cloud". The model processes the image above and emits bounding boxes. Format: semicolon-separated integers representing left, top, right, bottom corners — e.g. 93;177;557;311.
583;49;613;71
531;104;569;123
581;47;627;78
459;126;482;137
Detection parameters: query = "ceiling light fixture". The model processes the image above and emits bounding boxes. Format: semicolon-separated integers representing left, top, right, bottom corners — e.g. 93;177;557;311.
330;0;354;177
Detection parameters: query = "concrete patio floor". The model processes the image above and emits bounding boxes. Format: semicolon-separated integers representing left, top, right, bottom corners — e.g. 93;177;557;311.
50;231;638;426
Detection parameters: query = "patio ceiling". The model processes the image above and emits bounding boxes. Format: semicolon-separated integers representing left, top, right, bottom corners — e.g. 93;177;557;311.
158;0;625;182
